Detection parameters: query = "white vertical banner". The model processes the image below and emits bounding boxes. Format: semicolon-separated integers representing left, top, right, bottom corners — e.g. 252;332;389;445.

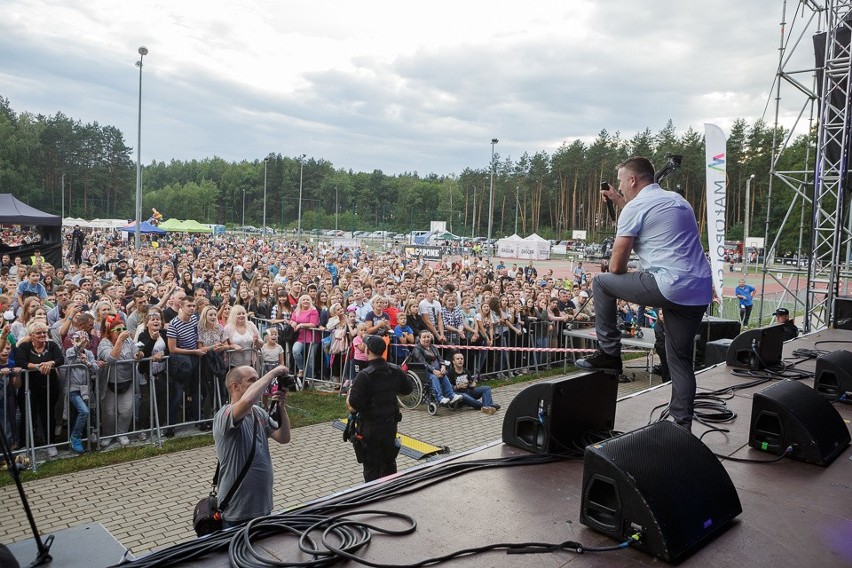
705;124;727;302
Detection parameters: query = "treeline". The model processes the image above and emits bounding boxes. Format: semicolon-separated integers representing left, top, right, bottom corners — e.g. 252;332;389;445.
0;96;811;250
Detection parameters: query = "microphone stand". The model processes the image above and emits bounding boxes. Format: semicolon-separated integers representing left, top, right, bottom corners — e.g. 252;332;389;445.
0;419;54;567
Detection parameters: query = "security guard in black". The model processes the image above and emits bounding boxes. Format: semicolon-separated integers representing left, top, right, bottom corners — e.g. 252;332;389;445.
346;334;412;482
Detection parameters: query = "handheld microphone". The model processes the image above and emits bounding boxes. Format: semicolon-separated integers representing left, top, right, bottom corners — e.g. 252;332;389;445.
601;182;616;222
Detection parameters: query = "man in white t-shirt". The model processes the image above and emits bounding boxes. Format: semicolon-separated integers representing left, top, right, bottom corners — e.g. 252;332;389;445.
418;287;444;342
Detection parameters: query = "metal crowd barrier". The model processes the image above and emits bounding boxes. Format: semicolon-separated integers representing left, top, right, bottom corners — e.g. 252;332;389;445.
5;318;592;469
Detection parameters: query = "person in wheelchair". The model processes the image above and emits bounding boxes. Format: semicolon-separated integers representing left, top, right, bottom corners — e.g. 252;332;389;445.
446;352;500;415
409;330;461;406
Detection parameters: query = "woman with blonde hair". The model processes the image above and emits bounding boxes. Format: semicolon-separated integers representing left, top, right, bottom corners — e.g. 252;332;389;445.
290;294;319;381
197;305;230;426
9;297;42;342
14;321;64;456
224;304;261;369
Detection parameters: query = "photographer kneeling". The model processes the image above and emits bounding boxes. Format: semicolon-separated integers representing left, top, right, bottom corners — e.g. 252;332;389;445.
213;364;291;528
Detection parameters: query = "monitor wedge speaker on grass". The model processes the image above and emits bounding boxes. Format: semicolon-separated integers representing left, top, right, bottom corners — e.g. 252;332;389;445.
501;371;617;454
814;350;852;403
581;421;742;563
749;379;850;466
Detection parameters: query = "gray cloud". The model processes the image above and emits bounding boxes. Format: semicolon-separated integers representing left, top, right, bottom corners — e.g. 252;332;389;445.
0;1;818;176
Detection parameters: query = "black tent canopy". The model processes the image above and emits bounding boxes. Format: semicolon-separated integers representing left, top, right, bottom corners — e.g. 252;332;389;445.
0;194;62;268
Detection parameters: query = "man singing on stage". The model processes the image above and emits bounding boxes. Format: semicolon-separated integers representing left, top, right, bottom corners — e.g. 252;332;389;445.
576;157;711;431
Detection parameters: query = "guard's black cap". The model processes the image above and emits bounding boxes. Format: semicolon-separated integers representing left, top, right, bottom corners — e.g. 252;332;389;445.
364;334;386;356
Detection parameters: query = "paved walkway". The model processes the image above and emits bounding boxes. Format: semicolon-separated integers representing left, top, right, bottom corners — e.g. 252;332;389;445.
1;363;660;557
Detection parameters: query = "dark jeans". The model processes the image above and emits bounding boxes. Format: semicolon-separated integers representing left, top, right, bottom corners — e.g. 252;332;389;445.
593;271;707;430
168;357;199;426
740;305;753;327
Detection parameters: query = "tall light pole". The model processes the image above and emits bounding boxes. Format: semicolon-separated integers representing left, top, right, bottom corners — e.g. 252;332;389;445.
487;138;498;253
335;186;339;232
471;184;476;239
744;174;755;274
514;185;519;234
262;157;269;234
134;46;148;250
297;154;306;238
241;188;246;227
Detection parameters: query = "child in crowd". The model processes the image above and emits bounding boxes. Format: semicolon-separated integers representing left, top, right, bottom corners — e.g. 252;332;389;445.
64;330;98;454
261;327;287;398
392;312;414;363
351;322;368;375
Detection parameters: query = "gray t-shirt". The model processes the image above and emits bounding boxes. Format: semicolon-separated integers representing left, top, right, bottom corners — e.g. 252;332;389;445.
213;403;277;522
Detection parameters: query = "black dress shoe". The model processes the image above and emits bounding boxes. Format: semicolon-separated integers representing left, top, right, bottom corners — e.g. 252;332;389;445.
576;350;623;375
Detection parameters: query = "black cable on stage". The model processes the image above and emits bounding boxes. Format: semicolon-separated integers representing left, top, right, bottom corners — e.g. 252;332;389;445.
111;452;610;568
712;447;792;464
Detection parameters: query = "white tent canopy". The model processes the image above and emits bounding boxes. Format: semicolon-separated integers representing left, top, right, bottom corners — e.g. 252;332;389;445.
517;233;551;260
87;218;130;229
62;217;91;228
496;234;523;257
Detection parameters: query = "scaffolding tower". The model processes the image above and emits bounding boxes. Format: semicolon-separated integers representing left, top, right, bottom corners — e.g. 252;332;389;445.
763;0;852;332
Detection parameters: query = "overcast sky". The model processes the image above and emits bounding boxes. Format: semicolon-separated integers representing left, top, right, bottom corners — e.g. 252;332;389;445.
0;1;819;176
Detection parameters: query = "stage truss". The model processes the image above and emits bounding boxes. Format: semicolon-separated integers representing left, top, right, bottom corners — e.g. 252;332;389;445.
762;0;852;332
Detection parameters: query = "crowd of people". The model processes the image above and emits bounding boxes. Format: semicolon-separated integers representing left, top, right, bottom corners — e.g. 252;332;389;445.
0;164;798;460
0;223;609;460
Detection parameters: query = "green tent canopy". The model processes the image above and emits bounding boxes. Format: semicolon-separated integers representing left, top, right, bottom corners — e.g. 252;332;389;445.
157;218;184;231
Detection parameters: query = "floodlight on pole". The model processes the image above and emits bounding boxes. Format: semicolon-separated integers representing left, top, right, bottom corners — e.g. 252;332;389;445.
487;138;499;254
134;46;148;251
744;174;755;274
297;154;306;238
263;157;269;235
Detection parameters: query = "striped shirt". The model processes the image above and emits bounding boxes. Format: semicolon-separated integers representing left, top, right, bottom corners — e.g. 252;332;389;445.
167;314;199;350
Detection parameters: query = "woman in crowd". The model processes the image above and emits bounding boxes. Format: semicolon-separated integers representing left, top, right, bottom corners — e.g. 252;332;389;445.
92;298;115;338
216;302;232;327
474;300;497;377
290;294;320;381
10;297;41;341
403;299;426;338
179;272;195;297
409;330;460;406
249;280;274;321
136;310;168;436
14;321;64;457
97;314;136;448
233;282;252;315
197;305;229;427
224;304;261;369
208;280;226;308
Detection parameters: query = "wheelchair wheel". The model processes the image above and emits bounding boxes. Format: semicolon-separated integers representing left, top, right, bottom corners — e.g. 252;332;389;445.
397;370;423;409
427;402;439;416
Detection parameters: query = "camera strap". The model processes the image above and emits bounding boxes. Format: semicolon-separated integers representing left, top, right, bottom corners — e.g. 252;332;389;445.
211;408;259;512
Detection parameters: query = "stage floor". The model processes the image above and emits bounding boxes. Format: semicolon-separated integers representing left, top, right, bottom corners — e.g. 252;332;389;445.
159;328;852;567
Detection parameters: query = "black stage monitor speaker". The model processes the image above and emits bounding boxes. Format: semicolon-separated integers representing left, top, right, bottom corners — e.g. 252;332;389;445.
580;421;742;563
725;324;785;369
502;371;617;454
704;338;733;367
749;379;850;466
833;296;852;330
814;350;852;403
695;317;741;364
